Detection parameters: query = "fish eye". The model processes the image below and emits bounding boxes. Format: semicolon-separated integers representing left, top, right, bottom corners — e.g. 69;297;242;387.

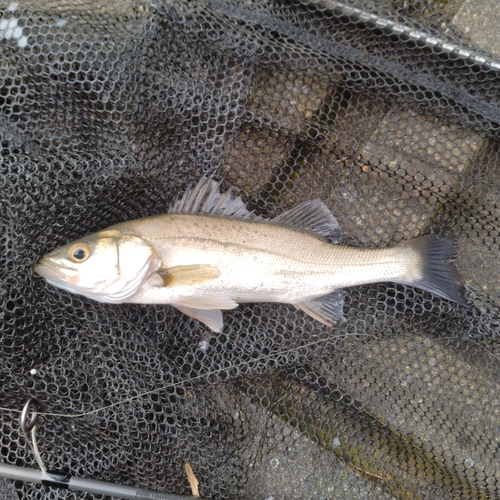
68;242;91;263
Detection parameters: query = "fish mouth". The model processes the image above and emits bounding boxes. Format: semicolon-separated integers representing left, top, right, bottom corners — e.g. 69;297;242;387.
34;259;57;279
34;258;78;284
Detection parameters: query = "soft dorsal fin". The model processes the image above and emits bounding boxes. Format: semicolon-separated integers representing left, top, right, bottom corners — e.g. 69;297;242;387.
273;200;342;242
169;176;261;220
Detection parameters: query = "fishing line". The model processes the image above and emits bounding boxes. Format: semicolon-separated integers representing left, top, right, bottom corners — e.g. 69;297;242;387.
0;334;497;420
0;332;374;419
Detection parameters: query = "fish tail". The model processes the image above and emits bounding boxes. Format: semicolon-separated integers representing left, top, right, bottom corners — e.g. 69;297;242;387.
398;235;466;305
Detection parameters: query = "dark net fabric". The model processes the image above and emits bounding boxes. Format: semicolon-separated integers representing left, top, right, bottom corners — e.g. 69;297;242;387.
1;0;500;498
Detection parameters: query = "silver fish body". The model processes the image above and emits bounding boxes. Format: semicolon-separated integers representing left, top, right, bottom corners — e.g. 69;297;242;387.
123;214;418;303
34;178;465;331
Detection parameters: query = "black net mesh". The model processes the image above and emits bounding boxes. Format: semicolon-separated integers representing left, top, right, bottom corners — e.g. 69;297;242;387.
1;0;500;498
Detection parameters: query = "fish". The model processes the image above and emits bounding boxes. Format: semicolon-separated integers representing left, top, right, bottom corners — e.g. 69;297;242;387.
34;177;466;332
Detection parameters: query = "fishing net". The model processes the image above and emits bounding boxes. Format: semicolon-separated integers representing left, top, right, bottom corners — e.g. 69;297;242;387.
1;0;500;498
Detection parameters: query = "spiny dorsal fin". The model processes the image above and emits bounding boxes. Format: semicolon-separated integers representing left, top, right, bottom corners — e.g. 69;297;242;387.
169;176;261;220
273;200;342;242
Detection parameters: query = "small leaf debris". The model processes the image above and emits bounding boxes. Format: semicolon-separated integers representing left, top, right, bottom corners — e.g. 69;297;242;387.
185;462;200;497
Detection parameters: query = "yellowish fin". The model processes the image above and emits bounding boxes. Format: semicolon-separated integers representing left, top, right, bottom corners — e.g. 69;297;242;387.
158;264;220;287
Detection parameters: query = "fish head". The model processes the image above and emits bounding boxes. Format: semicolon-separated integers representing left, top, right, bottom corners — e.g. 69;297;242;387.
34;229;161;303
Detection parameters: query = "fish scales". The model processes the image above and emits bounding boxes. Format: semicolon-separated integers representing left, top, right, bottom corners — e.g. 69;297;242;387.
119;214;415;303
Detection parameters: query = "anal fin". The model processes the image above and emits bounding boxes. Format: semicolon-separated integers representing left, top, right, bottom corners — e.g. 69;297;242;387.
294;289;345;326
173;305;224;332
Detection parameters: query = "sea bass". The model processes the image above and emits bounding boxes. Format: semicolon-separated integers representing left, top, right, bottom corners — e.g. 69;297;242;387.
34;177;465;332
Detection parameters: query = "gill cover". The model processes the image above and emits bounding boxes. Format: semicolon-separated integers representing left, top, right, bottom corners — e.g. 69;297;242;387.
97;233;161;302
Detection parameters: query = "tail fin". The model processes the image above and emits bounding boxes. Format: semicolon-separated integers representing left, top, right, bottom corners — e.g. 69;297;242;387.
398;235;466;305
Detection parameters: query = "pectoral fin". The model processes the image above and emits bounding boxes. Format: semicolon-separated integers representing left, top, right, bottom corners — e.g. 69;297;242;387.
157;264;220;287
294;289;345;326
173;305;224;332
